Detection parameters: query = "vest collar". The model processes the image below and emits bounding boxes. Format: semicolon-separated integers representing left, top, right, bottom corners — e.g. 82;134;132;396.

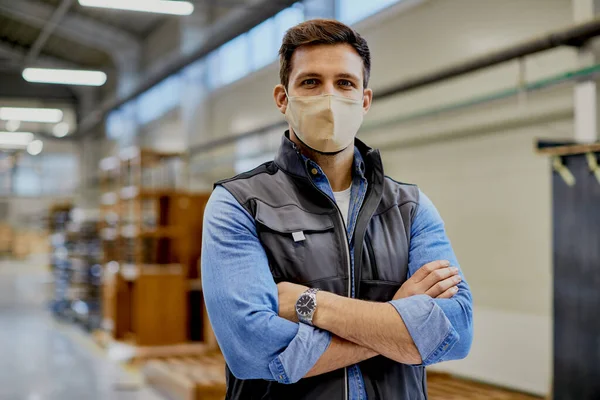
274;131;384;186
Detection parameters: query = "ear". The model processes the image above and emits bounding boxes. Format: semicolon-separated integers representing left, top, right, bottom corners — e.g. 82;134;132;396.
362;88;373;114
273;84;288;115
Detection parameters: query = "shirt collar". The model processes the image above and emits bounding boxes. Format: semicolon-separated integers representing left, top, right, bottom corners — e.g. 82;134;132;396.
353;146;367;179
301;146;366;181
274;131;379;183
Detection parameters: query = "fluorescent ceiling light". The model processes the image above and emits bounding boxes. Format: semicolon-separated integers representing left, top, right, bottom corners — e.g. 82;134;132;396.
78;0;194;15
23;68;107;87
27;140;44;156
0;107;63;123
53;122;70;138
0;131;34;147
5;120;20;132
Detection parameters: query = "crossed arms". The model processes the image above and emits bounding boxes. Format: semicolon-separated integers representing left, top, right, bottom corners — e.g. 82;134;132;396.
278;259;464;378
201;186;473;384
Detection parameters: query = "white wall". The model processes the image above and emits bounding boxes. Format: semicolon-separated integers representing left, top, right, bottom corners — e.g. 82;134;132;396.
135;0;588;395
140;110;186;152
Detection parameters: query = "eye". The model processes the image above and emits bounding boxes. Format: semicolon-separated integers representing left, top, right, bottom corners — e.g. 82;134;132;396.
302;79;318;86
338;80;355;88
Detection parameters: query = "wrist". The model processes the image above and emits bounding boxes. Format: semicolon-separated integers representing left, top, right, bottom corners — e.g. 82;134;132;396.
312;290;336;328
296;288;320;325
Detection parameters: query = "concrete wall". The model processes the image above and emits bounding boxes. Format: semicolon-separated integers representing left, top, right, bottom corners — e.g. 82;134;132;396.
127;0;588;394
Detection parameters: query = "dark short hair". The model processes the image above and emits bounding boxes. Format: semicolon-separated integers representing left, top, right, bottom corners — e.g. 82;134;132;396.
279;19;371;89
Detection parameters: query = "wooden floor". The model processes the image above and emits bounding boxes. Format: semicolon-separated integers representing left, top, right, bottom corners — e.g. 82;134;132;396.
428;373;544;400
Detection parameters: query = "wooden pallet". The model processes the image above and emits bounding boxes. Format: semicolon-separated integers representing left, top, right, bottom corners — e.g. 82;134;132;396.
428;372;544;400
143;359;543;400
143;352;226;400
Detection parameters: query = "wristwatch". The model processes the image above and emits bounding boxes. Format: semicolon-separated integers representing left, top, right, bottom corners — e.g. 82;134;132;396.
296;288;320;326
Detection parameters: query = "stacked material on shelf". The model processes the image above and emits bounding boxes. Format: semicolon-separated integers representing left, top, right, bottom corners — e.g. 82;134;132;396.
49;204;73;317
99;148;213;347
0;223;12;256
12;230;49;259
68;215;103;331
143;351;226;400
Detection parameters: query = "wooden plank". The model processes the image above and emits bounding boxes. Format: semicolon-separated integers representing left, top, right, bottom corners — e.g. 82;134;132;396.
138;227;182;238
139;189;188;198
427;372;543;400
143;361;196;400
133;271;187;346
536;142;600;156
188;279;202;291
143;356;226;400
132;343;208;362
140;148;185;158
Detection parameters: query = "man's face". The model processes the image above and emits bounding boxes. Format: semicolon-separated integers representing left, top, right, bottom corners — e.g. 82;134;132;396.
274;43;373;115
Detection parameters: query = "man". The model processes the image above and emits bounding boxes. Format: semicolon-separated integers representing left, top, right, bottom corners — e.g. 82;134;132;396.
202;19;473;400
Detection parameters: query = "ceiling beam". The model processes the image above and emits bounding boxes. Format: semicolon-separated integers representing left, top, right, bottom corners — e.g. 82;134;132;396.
0;40;80;69
25;0;75;66
76;0;298;136
0;70;78;103
0;0;140;61
0;40;97;113
192;0;260;8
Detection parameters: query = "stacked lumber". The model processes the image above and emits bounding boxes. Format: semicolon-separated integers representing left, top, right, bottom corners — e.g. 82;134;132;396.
12;230;49;259
427;372;542;400
0;223;12;256
143;352;226;400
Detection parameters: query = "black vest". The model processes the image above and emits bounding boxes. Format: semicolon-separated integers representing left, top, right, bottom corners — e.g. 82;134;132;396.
217;134;426;400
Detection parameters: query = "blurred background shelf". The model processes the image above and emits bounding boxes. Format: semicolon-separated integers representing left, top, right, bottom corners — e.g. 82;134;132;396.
99;149;212;348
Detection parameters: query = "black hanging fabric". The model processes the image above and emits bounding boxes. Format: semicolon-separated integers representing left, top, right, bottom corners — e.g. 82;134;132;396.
544;143;600;400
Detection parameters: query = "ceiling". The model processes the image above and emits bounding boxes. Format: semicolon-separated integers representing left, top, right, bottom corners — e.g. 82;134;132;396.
38;0;166;36
0;0;288;142
0;0;256;81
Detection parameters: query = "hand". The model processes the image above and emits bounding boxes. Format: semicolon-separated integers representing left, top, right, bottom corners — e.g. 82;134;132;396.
277;282;309;322
394;260;461;300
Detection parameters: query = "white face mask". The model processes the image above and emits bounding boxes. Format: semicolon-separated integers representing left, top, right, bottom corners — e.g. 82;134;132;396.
284;90;365;153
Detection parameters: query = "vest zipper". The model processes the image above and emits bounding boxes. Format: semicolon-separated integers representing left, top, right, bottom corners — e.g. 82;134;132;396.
323;195;352;400
303;167;352;400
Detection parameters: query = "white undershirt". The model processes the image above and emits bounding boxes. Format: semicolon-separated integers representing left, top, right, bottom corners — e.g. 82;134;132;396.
333;185;352;227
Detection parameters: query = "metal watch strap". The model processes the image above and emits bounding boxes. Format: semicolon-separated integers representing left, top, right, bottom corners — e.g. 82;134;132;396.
298;288;320;325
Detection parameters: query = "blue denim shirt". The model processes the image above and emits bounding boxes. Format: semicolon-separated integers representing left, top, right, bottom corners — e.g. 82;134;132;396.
201;148;473;399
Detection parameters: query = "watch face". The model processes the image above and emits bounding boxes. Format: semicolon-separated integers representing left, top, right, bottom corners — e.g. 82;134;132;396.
296;294;315;317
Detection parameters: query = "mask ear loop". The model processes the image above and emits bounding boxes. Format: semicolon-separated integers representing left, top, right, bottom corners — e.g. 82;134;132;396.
283;87;291;113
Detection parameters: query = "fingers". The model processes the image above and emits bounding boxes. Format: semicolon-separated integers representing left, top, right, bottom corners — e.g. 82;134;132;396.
419;265;459;291
425;274;462;298
436;285;459;299
411;260;451;282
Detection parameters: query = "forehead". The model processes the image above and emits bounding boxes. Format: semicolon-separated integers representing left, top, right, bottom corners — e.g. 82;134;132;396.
289;43;364;80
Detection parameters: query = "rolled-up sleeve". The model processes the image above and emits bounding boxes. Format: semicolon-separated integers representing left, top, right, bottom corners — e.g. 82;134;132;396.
390;190;473;365
201;186;331;383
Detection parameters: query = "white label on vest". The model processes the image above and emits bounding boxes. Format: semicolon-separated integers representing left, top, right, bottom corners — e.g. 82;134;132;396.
292;231;306;242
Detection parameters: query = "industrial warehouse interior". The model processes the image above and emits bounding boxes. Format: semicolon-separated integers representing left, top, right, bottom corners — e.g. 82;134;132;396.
1;0;599;399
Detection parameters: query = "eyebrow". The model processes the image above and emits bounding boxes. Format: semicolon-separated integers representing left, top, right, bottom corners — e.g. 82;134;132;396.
336;73;361;82
294;72;361;82
294;72;324;81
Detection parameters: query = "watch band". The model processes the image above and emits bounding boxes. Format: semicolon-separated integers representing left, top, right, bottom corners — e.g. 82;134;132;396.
297;288;320;325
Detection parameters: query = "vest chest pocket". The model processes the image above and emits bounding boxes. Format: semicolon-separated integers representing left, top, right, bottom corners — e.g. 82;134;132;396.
255;202;344;284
